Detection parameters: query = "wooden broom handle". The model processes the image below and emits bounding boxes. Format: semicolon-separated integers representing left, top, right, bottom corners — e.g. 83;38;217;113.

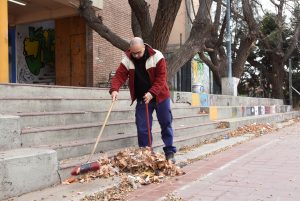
87;100;115;162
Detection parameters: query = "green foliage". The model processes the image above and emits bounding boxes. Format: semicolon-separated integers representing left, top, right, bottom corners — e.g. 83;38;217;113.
260;13;277;35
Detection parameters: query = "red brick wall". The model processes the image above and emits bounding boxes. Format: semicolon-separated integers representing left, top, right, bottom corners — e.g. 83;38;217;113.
91;0;132;86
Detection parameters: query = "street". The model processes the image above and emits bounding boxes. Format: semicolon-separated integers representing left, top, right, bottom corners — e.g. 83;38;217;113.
126;121;300;201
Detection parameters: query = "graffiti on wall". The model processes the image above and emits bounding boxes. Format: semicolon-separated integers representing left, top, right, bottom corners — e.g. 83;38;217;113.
17;21;55;84
191;54;210;93
23;27;55;75
173;92;192;104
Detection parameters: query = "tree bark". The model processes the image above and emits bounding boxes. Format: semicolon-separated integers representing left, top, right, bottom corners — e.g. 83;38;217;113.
167;0;213;80
128;0;152;43
79;0;129;51
131;11;142;37
270;54;285;99
151;0;182;51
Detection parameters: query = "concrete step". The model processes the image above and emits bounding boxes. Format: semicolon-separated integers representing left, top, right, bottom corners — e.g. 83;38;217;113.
0;83;130;99
36;123;219;161
202;93;284;106
14;106;205;128
0;148;59;200
207;105;292;120
223;111;300;129
21;115;214;147
57;127;230;180
0;97;198;114
0;98;133;113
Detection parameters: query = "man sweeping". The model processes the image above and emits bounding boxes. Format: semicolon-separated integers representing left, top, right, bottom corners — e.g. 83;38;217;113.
109;37;176;163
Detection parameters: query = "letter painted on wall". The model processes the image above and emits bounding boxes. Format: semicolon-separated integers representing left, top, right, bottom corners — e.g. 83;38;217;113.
16;21;55;84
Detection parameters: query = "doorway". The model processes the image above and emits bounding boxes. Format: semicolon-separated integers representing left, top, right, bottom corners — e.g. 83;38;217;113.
55;16;86;87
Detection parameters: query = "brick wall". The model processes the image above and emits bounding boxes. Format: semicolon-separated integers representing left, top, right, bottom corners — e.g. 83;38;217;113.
91;0;132;86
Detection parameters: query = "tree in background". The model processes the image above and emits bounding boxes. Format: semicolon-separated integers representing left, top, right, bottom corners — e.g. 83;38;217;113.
79;0;300;98
79;0;212;86
247;0;300;99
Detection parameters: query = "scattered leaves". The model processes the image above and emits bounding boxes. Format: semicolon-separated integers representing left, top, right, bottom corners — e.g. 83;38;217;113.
216;121;230;129
81;175;133;201
228;123;276;137
162;193;185;201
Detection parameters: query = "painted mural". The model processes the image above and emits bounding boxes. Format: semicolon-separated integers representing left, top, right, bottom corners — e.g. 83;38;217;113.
191;54;210;94
16;21;55;84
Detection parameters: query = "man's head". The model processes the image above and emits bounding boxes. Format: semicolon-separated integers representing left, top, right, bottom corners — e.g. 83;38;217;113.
129;37;145;59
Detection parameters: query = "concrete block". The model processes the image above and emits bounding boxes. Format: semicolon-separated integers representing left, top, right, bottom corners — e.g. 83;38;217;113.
221;77;240;96
0;148;59;200
0;115;21;151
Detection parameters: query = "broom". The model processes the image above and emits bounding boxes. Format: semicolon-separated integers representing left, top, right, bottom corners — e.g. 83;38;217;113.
71;100;115;175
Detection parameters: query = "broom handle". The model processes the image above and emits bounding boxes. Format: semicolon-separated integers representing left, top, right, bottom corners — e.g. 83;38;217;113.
87;100;115;162
145;103;152;147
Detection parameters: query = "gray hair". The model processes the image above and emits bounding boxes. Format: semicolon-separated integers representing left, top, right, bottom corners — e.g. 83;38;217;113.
130;37;144;47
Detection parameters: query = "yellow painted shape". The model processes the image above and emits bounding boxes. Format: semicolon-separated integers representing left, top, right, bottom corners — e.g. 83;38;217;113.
24;39;39;58
0;0;8;82
191;93;200;106
209;106;218;120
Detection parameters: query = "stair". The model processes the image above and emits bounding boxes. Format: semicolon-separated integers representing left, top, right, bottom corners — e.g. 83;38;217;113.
1;83;298;200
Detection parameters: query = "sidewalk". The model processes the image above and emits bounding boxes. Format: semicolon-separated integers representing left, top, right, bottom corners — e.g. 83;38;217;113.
126;121;300;201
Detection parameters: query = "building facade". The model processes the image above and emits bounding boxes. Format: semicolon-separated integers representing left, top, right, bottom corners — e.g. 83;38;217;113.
1;0;212;92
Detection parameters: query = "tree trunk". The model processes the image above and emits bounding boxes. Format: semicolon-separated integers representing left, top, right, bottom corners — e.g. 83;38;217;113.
151;0;182;50
270;55;285;99
167;0;213;80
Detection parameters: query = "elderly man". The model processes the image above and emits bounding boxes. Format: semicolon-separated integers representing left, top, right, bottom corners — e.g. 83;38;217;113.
109;37;176;162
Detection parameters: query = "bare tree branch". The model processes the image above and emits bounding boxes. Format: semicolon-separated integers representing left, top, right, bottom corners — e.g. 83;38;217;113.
213;0;222;31
128;0;152;43
284;18;300;61
270;0;280;7
231;0;260;77
253;0;267;15
199;52;221;85
79;0;129;51
199;52;216;69
168;0;213;79
233;36;256;76
221;1;244;20
131;11;142;37
185;0;194;24
190;0;196;19
217;15;227;46
151;0;182;50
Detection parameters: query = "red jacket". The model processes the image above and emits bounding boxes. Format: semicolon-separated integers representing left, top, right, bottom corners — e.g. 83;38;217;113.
110;44;170;104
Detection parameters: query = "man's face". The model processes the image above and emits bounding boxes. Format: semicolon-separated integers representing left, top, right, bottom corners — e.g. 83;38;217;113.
130;44;145;59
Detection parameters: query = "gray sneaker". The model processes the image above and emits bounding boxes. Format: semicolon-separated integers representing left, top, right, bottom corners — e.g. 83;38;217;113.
165;152;176;164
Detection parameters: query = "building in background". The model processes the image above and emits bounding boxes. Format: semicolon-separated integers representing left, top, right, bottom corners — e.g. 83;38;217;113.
2;0;212;92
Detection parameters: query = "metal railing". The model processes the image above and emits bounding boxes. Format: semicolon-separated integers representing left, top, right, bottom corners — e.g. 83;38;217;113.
292;86;300;96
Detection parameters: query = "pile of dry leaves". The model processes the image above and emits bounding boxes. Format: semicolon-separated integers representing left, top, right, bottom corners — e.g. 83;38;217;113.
64;147;184;185
228;123;276;137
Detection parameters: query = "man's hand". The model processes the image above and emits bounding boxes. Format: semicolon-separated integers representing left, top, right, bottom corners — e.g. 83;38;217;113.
111;91;118;101
143;92;153;104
